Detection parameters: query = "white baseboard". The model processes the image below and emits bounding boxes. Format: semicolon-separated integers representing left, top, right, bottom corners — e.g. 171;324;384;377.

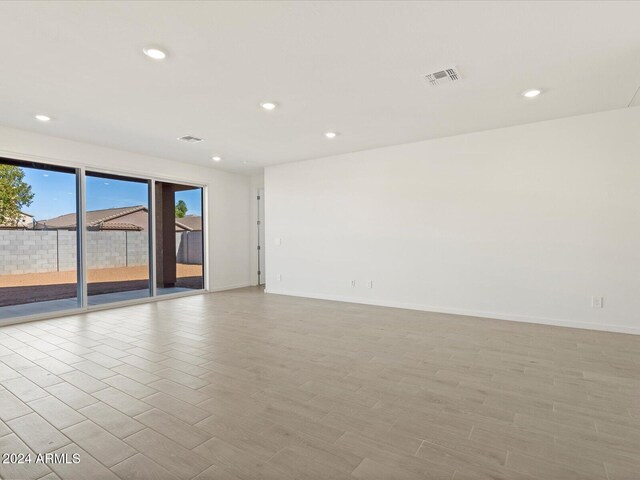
265;288;640;336
208;283;252;293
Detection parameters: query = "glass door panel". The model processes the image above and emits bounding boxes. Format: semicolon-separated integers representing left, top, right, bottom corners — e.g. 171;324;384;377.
155;182;204;295
0;158;80;320
85;172;151;305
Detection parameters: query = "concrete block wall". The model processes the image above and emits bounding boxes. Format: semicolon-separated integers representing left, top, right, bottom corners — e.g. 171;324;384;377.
0;230;58;274
85;231;151;269
86;231;126;269
176;231;203;265
125;231;149;266
57;230;77;272
0;230;154;275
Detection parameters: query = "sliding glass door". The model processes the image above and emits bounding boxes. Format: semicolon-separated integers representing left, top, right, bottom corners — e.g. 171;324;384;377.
0;158;80;320
155;182;204;295
85;172;152;305
0;157;206;323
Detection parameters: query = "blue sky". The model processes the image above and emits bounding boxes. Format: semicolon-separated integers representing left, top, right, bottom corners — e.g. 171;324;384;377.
21;167;202;220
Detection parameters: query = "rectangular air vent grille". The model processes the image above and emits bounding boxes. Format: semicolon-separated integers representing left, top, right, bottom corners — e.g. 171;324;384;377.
178;135;204;143
424;66;462;86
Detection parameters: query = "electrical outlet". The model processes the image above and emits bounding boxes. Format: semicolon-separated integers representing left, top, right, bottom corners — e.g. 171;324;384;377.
591;296;604;308
367;280;373;289
351;280;356;288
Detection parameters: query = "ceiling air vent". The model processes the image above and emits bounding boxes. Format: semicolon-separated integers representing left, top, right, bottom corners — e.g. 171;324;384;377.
424;66;461;86
177;135;204;143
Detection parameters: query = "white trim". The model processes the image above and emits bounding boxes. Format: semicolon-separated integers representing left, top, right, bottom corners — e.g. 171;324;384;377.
202;185;210;292
265;289;640;336
78;166;88;307
150;179;157;297
208;283;252;293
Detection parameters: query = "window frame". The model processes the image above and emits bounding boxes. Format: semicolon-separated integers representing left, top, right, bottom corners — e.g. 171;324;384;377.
0;156;209;326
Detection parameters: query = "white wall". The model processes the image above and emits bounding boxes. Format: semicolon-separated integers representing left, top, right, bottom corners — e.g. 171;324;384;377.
265;107;640;334
0;125;252;292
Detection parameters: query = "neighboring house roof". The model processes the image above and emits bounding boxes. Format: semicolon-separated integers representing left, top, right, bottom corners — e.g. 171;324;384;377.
177;215;202;232
98;221;146;231
39;206;148;231
0;212;36;229
37;206;202;232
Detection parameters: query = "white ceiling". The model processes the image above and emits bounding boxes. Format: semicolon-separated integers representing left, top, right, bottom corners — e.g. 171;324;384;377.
0;1;639;174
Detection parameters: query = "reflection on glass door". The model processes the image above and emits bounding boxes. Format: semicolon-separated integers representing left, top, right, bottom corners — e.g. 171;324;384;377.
85;172;151;305
0;158;79;320
155;182;204;295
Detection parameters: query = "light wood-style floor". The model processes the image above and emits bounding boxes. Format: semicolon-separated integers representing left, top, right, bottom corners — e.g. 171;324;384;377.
0;287;639;480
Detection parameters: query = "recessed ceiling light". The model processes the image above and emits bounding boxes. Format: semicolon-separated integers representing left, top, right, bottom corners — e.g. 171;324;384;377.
35;114;51;122
143;47;167;60
260;102;277;111
325;131;339;139
522;89;542;98
178;135;204;143
212;156;222;162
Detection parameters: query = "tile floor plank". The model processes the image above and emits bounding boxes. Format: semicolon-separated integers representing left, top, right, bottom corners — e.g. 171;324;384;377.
78;402;145;439
62;419;136;467
133;408;210;449
124;428;211;480
0;287;637;480
7;412;71;453
0;433;52;479
110;453;180;480
27;395;86;430
47;443;120;480
0;388;33;421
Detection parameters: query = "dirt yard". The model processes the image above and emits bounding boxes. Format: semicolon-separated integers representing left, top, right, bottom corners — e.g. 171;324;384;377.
0;264;204;307
0;264;203;288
